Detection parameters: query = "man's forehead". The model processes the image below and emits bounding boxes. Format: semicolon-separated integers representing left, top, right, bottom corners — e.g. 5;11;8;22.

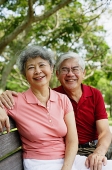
60;58;79;66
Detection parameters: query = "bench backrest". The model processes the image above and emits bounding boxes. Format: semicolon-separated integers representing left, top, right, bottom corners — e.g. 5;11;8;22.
0;117;23;170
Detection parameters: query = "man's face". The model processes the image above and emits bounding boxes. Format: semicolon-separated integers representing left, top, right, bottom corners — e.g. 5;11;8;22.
56;58;85;91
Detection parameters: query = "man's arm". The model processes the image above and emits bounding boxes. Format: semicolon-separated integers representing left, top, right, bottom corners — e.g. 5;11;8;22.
95;119;111;156
0;90;18;109
0;107;10;133
85;119;112;169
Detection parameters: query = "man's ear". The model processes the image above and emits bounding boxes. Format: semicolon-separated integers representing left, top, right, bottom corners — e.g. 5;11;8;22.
56;70;59;78
83;70;86;79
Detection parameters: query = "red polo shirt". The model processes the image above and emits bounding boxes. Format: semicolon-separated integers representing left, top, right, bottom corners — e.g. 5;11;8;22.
53;84;108;144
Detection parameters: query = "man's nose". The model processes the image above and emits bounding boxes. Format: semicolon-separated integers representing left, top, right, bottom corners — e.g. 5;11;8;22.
67;69;74;75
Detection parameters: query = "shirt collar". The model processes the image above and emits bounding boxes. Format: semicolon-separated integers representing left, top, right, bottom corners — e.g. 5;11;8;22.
81;84;92;98
59;84;93;98
24;88;56;104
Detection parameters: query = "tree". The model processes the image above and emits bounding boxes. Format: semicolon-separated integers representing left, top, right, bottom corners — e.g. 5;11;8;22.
0;0;112;92
0;0;73;91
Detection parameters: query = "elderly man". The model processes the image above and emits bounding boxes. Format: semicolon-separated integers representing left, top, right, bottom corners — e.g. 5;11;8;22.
54;52;112;163
0;52;112;170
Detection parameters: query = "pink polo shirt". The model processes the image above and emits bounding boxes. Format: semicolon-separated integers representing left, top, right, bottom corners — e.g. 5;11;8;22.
5;88;73;160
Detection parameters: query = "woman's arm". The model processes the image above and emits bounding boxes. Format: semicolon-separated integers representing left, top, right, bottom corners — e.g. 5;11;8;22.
0;107;10;133
61;111;78;170
0;90;18;109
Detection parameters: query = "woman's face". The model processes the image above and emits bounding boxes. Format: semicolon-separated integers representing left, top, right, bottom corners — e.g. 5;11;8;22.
25;57;53;89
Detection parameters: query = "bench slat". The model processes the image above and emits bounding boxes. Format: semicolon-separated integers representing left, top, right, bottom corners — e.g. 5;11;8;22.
0;117;23;169
0;131;22;158
0;151;23;170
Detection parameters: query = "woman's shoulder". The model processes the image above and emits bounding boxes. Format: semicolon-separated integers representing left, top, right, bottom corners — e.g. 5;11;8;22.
13;89;30;101
51;89;69;100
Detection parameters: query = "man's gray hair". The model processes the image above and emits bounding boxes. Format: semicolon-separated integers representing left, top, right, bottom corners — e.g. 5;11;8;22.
17;45;55;76
56;52;85;71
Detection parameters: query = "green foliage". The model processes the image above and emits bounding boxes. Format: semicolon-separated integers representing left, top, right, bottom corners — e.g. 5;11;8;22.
84;70;106;90
0;0;112;95
6;68;29;92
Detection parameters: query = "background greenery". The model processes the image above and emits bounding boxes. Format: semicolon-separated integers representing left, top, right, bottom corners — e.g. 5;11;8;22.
109;117;112;126
0;0;112;117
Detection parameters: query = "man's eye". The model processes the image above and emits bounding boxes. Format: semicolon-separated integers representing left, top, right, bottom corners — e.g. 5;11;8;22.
73;68;78;71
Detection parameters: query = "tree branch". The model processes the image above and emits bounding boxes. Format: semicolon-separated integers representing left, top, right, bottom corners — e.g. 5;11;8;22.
0;0;7;5
0;0;35;54
0;0;73;54
28;0;34;18
33;0;73;22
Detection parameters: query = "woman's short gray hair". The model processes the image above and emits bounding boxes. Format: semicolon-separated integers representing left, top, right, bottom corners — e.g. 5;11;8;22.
17;45;55;76
56;52;85;71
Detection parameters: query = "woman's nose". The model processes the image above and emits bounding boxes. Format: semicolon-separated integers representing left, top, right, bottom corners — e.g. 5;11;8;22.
34;67;42;74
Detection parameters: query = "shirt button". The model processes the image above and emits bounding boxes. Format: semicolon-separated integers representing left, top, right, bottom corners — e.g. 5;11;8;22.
49;119;52;122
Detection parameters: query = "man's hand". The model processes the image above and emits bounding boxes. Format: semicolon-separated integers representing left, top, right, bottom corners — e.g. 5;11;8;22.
0;107;10;133
85;152;107;170
0;90;18;109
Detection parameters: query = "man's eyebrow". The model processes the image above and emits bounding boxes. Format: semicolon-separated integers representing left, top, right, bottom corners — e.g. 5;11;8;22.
61;66;79;68
72;66;80;68
61;66;69;69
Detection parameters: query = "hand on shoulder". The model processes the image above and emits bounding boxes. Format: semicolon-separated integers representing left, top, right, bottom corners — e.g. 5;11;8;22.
0;90;18;109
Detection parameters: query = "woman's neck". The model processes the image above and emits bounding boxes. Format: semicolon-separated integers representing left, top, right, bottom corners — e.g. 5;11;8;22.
31;86;50;107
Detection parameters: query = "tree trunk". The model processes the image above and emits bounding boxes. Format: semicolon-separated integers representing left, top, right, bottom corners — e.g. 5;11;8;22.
0;56;17;91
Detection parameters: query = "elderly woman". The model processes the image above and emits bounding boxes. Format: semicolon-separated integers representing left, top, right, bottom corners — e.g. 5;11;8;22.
0;46;79;170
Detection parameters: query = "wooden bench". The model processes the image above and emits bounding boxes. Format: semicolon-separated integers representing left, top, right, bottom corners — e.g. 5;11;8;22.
0;117;23;170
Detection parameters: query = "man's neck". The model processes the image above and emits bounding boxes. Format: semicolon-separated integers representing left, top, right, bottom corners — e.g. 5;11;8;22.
63;86;82;103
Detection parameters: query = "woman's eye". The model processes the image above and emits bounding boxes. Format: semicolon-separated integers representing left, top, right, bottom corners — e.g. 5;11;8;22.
40;64;46;67
28;67;34;70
